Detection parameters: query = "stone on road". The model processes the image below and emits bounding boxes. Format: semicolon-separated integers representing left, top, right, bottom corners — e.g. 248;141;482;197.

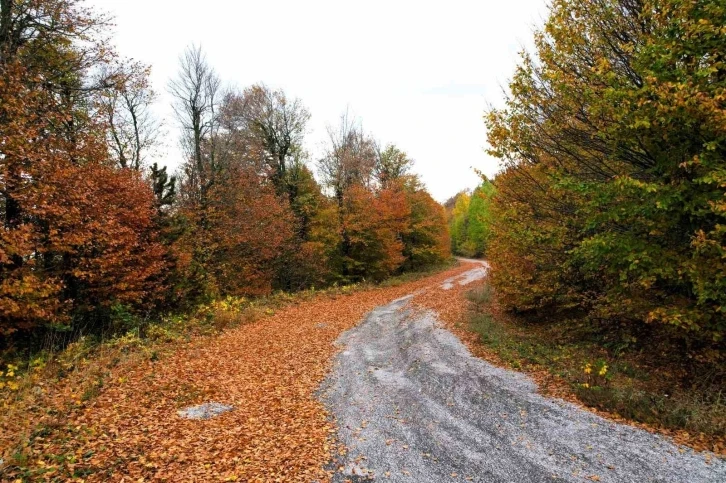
319;272;725;482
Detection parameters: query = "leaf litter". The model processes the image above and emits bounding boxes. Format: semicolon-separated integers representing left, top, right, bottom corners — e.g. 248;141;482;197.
4;263;475;481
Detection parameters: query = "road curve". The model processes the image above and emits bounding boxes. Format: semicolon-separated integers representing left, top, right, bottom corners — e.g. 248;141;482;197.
318;267;725;482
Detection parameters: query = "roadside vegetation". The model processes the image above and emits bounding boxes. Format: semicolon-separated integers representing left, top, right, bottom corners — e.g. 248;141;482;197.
445;180;495;258
488;0;726;351
0;1;450;387
468;0;726;449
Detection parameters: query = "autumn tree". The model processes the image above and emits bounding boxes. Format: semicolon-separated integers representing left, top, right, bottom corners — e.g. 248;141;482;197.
98;62;162;170
168;48;301;298
372;146;449;270
448;181;495;258
318;111;377;203
486;0;726;351
169;45;222;212
0;0;166;336
314;130;450;282
375;144;412;188
448;191;470;255
315;112;379;281
400;178;451;270
337;184;407;281
233;84;311;198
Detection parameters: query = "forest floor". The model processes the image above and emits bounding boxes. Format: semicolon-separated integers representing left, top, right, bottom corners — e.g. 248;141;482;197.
0;262;470;482
2;260;723;482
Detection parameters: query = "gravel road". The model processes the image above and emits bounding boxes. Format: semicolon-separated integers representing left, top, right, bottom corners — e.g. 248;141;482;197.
319;267;725;482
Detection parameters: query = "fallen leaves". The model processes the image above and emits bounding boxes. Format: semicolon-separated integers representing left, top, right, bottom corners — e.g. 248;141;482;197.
2;263;475;481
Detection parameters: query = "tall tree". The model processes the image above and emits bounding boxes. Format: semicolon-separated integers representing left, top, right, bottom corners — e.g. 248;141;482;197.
318;110;377;203
400;178;451;270
169;45;222;210
375;144;412;188
99;62;162;170
317;111;377;280
237;84;311;198
487;0;726;347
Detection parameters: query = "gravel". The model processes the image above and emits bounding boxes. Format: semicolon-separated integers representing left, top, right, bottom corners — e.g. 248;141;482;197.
177;402;233;420
319;279;725;482
440;261;489;290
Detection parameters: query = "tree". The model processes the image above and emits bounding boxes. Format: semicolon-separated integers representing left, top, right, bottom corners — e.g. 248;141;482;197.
318;110;377;203
448;192;470;255
99;62;162;170
169;44;222;211
0;0;165;335
375;144;412;188
317;111;378;280
149;162;177;217
464;181;495;257
233;84;311;198
340;184;407;281
486;0;726;348
400;178;451;270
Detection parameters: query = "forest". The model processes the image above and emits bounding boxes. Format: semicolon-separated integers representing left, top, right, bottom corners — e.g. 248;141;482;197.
0;0;450;353
1;0;725;479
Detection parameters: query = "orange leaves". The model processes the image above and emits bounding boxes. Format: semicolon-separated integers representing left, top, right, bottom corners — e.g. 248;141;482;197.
2;263;473;481
173;165;296;298
327;178;450;283
340;184;406;281
1;59;166;333
403;184;451;269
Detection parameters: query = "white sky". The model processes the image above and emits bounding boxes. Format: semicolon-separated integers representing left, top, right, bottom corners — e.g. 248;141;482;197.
92;0;548;201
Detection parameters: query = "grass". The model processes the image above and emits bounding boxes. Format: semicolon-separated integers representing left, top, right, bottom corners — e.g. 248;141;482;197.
464;284;726;447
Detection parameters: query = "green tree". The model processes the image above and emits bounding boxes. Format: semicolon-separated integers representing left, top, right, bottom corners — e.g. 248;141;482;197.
464;181;495;257
486;0;726;349
449;192;470;255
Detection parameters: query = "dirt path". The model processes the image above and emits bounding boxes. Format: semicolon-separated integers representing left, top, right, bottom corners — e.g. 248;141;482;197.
320;264;725;483
8;261;724;482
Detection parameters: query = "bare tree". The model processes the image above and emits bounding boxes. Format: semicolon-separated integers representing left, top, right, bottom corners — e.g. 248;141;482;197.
218;84;310;199
318;109;377;204
168;44;222;207
99;62;161;170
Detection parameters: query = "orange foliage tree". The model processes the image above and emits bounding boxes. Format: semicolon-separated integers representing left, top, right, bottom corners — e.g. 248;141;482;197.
0;1;166;336
316;126;450;282
400;178;451;271
173;164;295;298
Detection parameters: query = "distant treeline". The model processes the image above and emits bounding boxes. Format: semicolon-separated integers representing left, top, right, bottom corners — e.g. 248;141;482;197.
445;181;494;259
0;0;450;346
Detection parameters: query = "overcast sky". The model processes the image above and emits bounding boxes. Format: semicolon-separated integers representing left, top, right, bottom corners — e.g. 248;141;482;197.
92;0;548;201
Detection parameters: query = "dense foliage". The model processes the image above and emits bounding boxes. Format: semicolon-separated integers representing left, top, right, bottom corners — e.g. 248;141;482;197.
486;0;726;358
446;181;495;258
0;1;450;348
